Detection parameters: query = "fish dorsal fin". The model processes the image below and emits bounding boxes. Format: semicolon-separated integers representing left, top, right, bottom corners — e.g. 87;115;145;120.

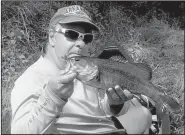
95;43;134;63
93;44;118;58
105;45;134;63
104;45;119;51
134;62;153;80
118;47;134;63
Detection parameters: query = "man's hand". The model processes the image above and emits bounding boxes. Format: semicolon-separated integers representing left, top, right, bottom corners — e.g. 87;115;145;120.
47;70;78;101
106;85;134;115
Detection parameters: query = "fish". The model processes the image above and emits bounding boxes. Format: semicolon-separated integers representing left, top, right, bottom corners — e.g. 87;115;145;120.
68;56;181;117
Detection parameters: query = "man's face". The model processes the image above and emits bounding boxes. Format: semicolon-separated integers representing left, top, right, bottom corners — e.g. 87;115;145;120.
49;23;93;69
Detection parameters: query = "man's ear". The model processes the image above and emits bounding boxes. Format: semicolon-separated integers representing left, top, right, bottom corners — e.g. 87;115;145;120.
49;29;55;47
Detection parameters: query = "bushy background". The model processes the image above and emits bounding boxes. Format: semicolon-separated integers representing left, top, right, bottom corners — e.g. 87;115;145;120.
1;1;184;134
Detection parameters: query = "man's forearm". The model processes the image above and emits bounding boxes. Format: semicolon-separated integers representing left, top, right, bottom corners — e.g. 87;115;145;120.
11;85;66;134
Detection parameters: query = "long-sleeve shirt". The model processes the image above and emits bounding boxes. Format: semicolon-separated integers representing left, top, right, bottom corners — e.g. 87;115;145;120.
11;56;131;134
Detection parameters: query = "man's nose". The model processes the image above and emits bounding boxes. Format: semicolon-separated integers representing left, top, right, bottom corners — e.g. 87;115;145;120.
75;39;85;49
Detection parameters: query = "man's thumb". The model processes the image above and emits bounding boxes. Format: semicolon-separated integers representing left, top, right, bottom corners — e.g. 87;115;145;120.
58;72;77;84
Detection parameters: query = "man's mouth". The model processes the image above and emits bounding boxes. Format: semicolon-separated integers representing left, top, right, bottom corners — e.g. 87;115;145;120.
68;53;80;59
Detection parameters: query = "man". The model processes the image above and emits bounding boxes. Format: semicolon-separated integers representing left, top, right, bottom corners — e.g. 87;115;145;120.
11;5;152;134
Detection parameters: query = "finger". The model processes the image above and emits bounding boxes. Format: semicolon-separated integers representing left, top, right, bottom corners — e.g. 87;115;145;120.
57;72;77;84
59;68;74;75
59;70;68;75
123;89;134;100
107;88;120;101
130;97;142;106
114;85;127;101
106;88;113;100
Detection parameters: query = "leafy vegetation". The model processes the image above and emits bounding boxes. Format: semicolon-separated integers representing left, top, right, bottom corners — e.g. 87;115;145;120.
1;1;184;134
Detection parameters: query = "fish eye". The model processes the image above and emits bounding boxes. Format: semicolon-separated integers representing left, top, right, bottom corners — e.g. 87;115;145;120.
75;58;80;61
95;74;100;81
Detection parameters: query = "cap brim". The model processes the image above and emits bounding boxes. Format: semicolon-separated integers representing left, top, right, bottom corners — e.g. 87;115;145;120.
59;16;100;31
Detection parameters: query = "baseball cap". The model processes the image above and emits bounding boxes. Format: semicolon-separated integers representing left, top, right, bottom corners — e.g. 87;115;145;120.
49;5;99;31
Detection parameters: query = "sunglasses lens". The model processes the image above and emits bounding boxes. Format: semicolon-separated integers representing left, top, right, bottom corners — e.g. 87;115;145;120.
84;34;93;44
64;29;93;44
65;30;79;40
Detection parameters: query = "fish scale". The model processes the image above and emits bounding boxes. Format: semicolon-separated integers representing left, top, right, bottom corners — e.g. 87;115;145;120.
100;65;139;91
69;56;181;116
97;58;152;81
100;65;158;101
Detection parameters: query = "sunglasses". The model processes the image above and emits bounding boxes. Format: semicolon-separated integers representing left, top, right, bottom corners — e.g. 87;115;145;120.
55;27;94;44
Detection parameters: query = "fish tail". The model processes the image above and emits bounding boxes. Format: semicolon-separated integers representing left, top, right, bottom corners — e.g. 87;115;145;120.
157;95;180;113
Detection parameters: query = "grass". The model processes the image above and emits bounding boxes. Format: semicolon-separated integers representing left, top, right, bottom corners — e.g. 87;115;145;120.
1;1;184;134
